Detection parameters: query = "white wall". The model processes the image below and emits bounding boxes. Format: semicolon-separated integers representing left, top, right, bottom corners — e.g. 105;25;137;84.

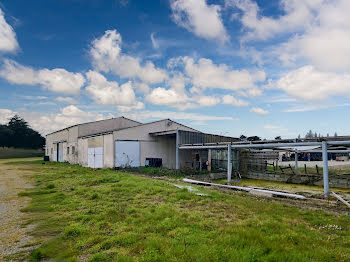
103;134;114;168
114;119;200;169
78;138;88;167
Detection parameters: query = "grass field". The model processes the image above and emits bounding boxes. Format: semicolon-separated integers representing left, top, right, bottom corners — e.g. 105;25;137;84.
5;160;350;261
0;148;44;159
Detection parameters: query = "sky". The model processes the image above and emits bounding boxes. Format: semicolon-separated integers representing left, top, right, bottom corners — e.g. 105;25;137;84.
0;0;349;139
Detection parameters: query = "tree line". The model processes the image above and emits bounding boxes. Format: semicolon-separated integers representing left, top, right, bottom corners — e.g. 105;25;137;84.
0;115;45;149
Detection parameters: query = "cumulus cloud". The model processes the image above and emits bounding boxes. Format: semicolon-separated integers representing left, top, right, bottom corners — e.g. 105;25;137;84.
274;65;350;101
250;107;269;115
170;0;228;43
0;106;105;135
229;0;350;72
85;70;144;112
90;29;167;84
0;59;85;95
0;9;19;52
55;97;78;104
178;56;265;93
123;110;233;122
197;95;220;107
227;0;322;41
0;108;15;124
146;87;195;110
222;95;249;106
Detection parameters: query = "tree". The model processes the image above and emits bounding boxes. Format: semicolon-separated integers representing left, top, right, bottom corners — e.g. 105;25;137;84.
240;135;247;140
0;115;44;149
247;136;261;141
297;134;301;139
0;125;13;148
305;130;313;138
334;132;338;137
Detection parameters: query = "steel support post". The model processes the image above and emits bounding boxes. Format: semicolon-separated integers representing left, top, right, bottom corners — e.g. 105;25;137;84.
227;144;232;185
322;141;329;198
176;129;179;170
295;151;299;174
208;149;212;172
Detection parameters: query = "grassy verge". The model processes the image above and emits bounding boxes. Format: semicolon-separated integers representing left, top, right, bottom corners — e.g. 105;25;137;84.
0;148;44;159
9;160;350;261
122;166;215;178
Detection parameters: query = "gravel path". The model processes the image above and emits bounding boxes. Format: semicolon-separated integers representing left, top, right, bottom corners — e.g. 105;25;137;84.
0;159;37;260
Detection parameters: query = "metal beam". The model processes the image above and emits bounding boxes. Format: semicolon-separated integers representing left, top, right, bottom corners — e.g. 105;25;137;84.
179;141;323;150
322;141;329;198
176;129;179;170
327;141;350;145
227;144;232;185
179;140;350;150
299;150;350;153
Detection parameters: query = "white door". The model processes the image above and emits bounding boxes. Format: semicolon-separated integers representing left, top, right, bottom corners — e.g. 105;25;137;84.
58;143;63;162
94;147;103;168
88;147;95;168
115;141;140;167
87;137;104;168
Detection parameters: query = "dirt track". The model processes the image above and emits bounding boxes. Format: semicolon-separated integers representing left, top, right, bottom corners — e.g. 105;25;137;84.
0;159;37;260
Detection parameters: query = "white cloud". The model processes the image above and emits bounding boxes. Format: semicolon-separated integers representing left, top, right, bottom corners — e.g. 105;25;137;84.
250;107;269;115
180;56;265;93
222;94;249;106
55;97;78;104
22;96;48;100
0;9;19;52
38;68;85;94
90;29;167;84
145;87;195;110
123;110;233;122
263;125;280;130
227;0;322;41
274;65;350;101
134;82;150;94
197;95;220;107
0;59;84;95
0;106;105;135
230;0;350;72
85;70;144;112
0;108;15;124
170;0;228;43
150;32;159;49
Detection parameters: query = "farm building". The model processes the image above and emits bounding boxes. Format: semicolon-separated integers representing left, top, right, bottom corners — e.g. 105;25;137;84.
46;117;350;194
45;117;239;169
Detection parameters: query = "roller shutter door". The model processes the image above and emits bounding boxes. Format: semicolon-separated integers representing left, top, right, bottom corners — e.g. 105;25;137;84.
115;141;140;167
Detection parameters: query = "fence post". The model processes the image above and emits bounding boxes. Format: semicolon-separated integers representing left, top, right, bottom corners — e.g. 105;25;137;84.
322;141;330;198
295;151;299;174
227;144;232;185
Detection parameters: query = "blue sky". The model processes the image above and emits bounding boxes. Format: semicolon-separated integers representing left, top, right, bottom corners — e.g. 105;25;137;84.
0;0;349;138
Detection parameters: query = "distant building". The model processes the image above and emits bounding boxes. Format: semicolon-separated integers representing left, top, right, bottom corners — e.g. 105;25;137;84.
45;117;238;169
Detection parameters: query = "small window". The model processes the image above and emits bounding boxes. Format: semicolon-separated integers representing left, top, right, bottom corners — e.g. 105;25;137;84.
67;147;70;154
145;158;162;167
51;148;53;154
72;146;75;154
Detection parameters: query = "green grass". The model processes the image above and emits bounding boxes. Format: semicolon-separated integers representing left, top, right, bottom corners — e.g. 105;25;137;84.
10;160;350;261
0;147;44;159
122;166;212;178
